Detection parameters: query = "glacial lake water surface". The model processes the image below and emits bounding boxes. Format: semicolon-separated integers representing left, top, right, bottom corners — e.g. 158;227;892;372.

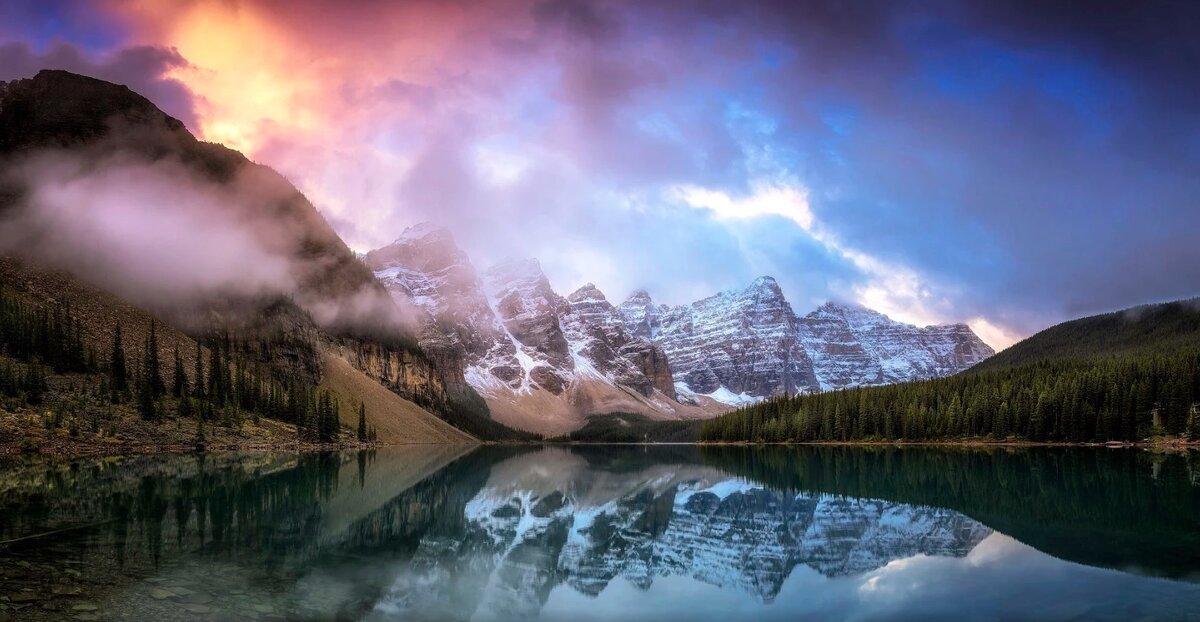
1;445;1199;621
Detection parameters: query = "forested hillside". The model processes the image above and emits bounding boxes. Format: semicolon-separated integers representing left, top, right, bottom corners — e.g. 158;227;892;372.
701;300;1200;443
0;280;358;452
0;71;519;446
970;298;1200;372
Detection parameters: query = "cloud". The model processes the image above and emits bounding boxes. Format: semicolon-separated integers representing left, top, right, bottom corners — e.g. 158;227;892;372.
0;150;296;310
672;181;813;230
670;178;984;340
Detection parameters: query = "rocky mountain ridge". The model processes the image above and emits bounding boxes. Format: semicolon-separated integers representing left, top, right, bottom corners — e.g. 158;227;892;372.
620;280;995;397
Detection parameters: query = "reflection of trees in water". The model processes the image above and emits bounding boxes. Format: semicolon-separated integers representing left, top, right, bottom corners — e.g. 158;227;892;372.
2;448;513;619
2;452;345;580
701;446;1200;579
338;450;493;554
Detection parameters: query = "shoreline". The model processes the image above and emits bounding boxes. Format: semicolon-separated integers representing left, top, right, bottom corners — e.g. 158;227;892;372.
688;438;1200;449
2;436;1196;458
0;440;393;459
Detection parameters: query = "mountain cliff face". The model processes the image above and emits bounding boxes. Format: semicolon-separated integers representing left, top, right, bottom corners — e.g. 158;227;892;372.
651;276;820;398
620;284;995;398
616;290;668;341
484;258;575;393
798;302;995;389
367;226;699;434
364;224;519;395
560;283;677;399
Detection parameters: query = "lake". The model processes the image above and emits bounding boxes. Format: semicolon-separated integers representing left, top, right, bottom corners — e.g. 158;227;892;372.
1;446;1199;621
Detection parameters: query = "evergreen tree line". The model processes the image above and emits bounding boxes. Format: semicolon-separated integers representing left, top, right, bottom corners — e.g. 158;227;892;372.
700;348;1200;443
0;287;371;444
0;291;94;373
110;321;363;443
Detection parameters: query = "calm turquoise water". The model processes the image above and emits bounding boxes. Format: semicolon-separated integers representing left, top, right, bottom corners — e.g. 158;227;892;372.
1;446;1199;621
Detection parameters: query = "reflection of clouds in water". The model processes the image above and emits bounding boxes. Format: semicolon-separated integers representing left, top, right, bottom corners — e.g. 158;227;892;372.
541;532;1200;622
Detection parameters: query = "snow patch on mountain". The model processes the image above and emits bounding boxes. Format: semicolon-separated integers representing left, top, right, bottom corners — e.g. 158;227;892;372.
798;301;994;390
674;382;760;407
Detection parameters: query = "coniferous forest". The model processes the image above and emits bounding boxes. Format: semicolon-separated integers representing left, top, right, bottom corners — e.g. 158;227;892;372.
0;288;364;448
702;301;1200;444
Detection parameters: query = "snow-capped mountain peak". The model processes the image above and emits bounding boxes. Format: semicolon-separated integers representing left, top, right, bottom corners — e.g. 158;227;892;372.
617;289;668;341
748;275;781;292
645;277;818;397
394;221;452;244
798;300;994;390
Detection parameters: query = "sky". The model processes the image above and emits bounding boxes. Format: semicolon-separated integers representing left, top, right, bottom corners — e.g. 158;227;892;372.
2;0;1199;350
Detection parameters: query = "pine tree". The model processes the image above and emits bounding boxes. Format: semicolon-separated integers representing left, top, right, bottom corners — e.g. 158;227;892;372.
195;414;206;449
110;322;128;396
24;359;47;405
357;401;368;442
833;404;847;441
137;366;158;421
193;341;205;399
1187;405;1200;441
144;320;165;399
172;346;187;397
315;392;340;443
946;394;963;437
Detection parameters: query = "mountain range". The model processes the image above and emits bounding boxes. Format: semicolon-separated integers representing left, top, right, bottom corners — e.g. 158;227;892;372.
366;224;994;434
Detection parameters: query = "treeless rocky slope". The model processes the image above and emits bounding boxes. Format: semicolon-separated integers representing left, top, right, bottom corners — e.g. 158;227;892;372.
318;352;476;444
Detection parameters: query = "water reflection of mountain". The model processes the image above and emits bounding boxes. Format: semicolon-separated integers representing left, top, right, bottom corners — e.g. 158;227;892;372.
372;448;990;620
